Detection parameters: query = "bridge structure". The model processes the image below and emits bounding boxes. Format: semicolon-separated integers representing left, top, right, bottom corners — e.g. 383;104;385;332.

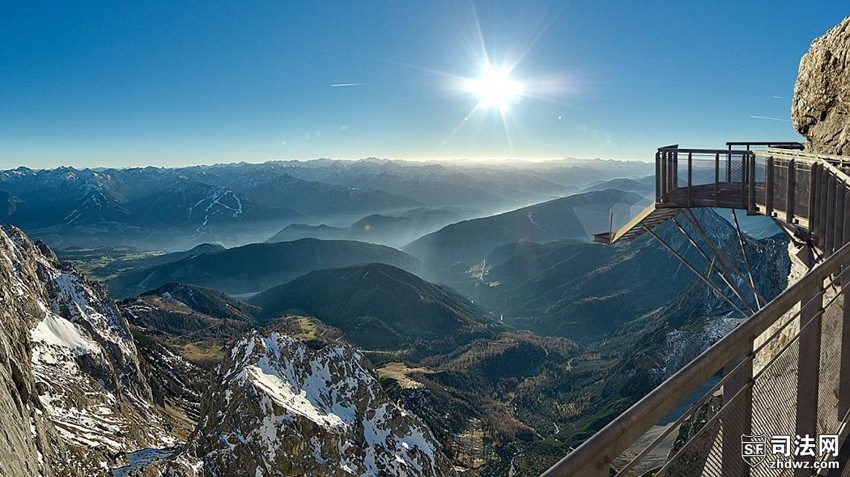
544;142;850;476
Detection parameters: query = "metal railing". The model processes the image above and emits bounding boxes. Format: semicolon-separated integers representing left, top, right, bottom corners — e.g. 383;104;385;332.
656;145;848;255
546;144;850;476
656;147;757;210
751;149;850;258
543;241;850;476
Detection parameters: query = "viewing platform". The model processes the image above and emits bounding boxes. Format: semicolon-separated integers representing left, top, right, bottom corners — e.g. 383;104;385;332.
593;141;850;257
547;142;850;477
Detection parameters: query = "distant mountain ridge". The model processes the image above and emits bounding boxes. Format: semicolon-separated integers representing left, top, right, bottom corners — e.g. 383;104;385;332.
0;159;651;250
266;208;465;247
405;188;650;279
106;238;422;298
0;166;417;249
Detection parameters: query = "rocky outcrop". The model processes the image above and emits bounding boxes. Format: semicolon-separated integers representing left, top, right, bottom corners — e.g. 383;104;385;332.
792;17;850;154
0;225;179;476
186;329;457;476
0;227;74;477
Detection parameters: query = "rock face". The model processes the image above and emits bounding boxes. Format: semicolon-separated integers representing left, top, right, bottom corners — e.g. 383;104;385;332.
187;330;456;476
792;17;850;154
0;225;178;476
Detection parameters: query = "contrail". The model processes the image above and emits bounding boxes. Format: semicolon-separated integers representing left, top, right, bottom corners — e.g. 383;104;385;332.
772;95;788;100
750;115;791;122
330;83;361;88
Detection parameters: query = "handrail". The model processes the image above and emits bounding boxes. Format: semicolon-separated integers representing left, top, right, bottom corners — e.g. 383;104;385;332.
657;147;753;154
542;240;850;476
726;141;804;150
765;146;850;166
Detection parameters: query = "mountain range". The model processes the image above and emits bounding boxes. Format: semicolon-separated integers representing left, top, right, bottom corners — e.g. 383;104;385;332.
0;159;651;251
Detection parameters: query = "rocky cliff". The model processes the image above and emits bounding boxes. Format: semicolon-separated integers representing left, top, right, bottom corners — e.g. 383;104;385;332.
185;329;456;476
0;225;178;476
792;17;850;154
0;224;454;475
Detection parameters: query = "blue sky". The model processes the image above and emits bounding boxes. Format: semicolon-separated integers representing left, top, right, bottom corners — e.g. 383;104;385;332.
1;1;847;168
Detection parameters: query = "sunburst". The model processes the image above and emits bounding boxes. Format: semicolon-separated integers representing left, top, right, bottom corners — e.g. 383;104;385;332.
464;62;525;114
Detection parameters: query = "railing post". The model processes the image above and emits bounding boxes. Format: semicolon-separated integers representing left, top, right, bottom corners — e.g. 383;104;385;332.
786;159;796;224
810;163;819;233
795;279;824;477
765;156;774;217
825;174;837;256
656;150;662;202
715;152;720;207
818;169;830;250
661;150;669;203
845;191;850;253
834;183;845;252
741;152;748;209
722;343;754;477
687;152;693;206
748;153;756;214
727;145;733;182
671;150;679;195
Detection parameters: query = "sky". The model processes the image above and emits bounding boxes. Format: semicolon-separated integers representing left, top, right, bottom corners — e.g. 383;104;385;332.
1;1;848;169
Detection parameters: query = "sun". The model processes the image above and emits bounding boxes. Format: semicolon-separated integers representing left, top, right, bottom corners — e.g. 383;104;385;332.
465;62;524;113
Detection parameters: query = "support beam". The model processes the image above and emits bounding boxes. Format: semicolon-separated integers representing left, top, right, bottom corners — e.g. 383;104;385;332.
683;209;760;312
670;217;755;314
732;209;764;308
644;225;748;317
